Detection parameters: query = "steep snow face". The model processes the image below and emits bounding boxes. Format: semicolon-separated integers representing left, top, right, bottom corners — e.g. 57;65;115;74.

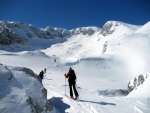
135;21;150;34
100;21;140;36
104;31;150;77
0;64;53;113
43;32;105;61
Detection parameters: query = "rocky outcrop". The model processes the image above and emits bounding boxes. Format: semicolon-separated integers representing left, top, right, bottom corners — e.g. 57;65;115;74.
102;41;108;53
0;64;53;113
43;26;71;38
100;21;139;36
100;21;120;36
71;26;101;36
128;74;146;93
20;67;53;112
26;94;53;113
0;27;26;45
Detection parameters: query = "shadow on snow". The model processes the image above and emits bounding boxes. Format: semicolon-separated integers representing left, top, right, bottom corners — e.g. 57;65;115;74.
50;97;70;113
79;99;116;106
44;78;53;80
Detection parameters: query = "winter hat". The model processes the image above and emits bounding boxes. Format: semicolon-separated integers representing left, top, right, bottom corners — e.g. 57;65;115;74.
69;67;72;71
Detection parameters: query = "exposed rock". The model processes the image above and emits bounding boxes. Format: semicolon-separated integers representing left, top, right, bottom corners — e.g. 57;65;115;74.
102;41;108;53
71;26;101;36
100;21;139;36
42;88;47;98
20;68;36;78
128;74;145;93
0;27;26;45
98;89;128;97
26;32;35;38
43;26;71;38
137;74;145;86
100;21;120;36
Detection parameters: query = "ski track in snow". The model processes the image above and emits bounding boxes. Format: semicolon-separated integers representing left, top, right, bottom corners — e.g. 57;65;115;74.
45;85;100;113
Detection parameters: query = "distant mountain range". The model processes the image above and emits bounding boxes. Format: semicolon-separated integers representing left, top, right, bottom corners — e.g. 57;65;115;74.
0;20;149;53
0;21;99;46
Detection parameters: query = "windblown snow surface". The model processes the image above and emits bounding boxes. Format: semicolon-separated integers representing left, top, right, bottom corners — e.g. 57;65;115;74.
0;21;150;113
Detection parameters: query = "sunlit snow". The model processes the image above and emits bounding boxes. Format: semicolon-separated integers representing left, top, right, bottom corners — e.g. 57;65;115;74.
0;20;150;113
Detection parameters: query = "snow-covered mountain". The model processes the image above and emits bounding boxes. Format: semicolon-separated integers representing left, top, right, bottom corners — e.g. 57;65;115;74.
0;20;150;113
43;21;141;62
0;21;100;51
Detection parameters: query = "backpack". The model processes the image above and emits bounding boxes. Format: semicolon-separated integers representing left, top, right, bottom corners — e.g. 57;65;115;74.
68;70;76;81
39;71;44;79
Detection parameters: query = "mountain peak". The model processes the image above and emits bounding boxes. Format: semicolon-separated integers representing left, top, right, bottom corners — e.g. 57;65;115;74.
100;21;140;36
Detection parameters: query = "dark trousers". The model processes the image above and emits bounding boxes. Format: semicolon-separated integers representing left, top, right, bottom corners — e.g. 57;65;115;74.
69;81;79;97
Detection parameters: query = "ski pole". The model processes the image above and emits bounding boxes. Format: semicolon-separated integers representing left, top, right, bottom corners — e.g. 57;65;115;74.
46;63;54;70
46;59;57;70
65;77;66;95
76;79;81;99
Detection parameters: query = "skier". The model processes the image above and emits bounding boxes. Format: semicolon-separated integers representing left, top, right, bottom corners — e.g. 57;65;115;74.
44;68;46;73
64;67;79;100
39;70;45;81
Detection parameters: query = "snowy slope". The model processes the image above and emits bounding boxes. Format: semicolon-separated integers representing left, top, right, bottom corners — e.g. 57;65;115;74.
43;21;140;61
135;21;150;34
0;20;150;113
104;21;150;77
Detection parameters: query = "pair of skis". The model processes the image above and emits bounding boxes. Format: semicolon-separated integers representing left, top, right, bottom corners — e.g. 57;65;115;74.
64;78;79;101
64;94;79;101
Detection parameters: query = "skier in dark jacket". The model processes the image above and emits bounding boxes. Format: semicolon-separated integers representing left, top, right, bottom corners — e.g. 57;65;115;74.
39;70;44;81
64;67;79;99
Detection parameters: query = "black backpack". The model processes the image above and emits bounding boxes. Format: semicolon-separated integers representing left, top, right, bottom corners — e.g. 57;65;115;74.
39;71;44;79
68;70;76;81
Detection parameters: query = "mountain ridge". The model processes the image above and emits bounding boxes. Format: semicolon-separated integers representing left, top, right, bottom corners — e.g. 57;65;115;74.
0;20;142;52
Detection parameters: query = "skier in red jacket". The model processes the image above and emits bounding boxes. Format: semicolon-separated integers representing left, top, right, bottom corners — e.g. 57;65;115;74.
64;67;79;100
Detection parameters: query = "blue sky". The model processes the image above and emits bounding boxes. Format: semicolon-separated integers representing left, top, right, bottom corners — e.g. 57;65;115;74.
0;0;150;29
